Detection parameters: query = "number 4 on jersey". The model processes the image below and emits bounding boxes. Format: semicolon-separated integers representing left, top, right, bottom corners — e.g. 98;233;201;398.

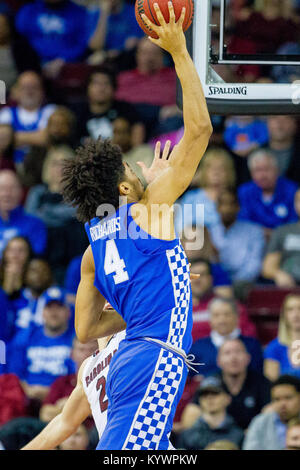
104;239;129;285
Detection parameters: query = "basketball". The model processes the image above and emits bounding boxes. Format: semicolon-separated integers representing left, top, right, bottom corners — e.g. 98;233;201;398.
135;0;194;39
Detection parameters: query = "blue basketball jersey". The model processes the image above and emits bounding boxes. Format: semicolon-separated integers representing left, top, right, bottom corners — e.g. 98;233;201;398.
85;203;193;354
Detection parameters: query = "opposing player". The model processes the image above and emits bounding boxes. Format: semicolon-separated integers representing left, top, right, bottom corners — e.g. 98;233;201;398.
21;328;126;450
62;2;212;450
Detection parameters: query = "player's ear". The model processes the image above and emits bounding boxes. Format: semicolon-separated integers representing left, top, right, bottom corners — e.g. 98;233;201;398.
118;181;133;196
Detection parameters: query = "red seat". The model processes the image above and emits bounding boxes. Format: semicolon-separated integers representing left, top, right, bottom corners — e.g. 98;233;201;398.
246;286;300;345
247;286;300;316
49;63;98;105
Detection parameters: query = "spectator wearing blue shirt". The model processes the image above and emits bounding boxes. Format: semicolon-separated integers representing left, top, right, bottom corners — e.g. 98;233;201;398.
211;189;265;283
11;258;54;335
0;71;56;163
238;149;298;230
15;0;90;69
7;287;75;402
0;170;47;256
87;0;144;54
264;294;300;382
224;116;269;157
189;297;263;379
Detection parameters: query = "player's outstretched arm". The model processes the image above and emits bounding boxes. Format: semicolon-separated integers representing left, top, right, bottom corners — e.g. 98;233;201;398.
140;2;212;206
21;360;91;450
75;247;127;343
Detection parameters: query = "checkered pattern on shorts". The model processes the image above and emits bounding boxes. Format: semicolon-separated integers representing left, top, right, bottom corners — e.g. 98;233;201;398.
123;349;184;450
166;243;191;350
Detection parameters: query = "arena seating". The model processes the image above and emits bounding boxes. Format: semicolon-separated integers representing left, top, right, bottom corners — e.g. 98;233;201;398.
246;286;300;345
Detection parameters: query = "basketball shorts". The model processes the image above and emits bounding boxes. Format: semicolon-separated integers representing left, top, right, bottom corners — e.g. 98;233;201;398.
96;338;188;450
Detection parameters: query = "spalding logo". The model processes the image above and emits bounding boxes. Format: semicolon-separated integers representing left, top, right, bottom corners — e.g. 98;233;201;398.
208;86;248;96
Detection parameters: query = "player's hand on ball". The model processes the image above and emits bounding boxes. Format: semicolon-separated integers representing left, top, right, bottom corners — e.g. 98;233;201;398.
141;2;186;54
137;140;172;185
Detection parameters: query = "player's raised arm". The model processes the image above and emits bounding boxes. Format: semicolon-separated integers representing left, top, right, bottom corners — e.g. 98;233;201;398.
21;360;91;450
75;246;126;343
140;2;213;206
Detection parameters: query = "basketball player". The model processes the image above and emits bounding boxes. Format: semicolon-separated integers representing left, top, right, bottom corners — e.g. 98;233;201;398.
61;2;212;450
21;328;126;450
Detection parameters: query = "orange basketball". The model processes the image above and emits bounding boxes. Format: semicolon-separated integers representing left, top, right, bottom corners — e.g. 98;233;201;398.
135;0;194;39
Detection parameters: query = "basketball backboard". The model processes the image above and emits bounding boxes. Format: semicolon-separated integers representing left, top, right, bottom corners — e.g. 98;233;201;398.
178;0;300;115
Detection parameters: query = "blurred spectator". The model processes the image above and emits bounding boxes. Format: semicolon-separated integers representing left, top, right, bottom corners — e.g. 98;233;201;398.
217;339;271;429
177;376;244;450
25;146;87;284
182;227;232;294
0;71;56;163
0;416;46;450
19;106;77;188
15;0;91;74
112;116;153;188
0;170;47;256
58;423;89;450
224;116;268;157
285;418;300;450
238;149;298;231
181;225;217;263
0;236;32;298
7;287;75;402
263;189;300;287
189;259;257;341
11;258;53;334
243;375;300;450
175;147;236;233
116;36;176;107
189;297;263;378
0;14;17;89
272;43;300;84
0;374;27;426
211;189;265;284
0;13;40;92
73;67;145;146
233;0;298;54
40;337;97;423
180;339;270;432
264;115;300;185
87;0;144;55
229;0;255;22
0;125;15;172
264;294;300;381
115;36;180;136
25;146;76;228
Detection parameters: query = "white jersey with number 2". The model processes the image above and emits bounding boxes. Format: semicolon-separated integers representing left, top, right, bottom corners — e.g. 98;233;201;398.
82;330;126;439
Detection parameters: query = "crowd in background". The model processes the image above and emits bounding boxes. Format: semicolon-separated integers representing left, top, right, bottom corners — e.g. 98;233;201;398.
1;0;300;450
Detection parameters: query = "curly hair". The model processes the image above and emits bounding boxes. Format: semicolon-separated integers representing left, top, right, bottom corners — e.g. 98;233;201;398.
61;137;125;223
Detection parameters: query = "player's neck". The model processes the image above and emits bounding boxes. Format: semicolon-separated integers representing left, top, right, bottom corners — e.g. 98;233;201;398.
119;195;139;206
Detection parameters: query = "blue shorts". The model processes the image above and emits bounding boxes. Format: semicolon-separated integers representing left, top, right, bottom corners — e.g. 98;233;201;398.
96;338;188;450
